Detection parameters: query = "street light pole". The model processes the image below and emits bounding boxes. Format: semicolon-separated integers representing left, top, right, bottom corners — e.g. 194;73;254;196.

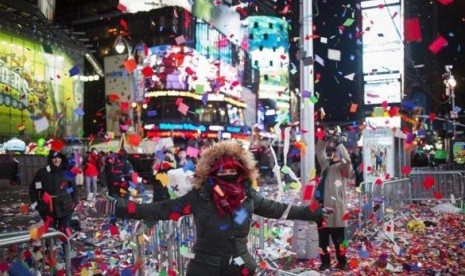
300;0;315;194
291;0;317;260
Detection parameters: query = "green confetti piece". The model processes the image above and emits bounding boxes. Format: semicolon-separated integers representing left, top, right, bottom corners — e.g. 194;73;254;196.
343;18;355;27
195;84;205;94
159;270;167;276
281;165;291;174
289;182;301;190
342;239;349;248
180;246;189;255
309;96;319;104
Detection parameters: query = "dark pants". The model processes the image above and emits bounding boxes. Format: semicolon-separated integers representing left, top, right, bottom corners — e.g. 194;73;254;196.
186;252;257;276
318;227;347;266
41;214;72;255
43;214;72;234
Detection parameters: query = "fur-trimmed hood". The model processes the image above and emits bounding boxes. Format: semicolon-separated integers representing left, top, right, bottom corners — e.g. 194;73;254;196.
192;140;258;189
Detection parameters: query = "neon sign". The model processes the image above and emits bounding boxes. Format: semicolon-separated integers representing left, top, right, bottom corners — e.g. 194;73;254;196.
158;122;207;132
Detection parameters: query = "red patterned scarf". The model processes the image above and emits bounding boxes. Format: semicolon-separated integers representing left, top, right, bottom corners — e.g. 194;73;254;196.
211;176;246;218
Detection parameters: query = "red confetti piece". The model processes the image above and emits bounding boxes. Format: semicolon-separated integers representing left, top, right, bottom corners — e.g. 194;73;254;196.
109;224;119;235
50;139;65;152
342;212;350;221
303;185;315;201
433;191;443;199
428;35;448;54
127;201;136;214
183;204;191;215
315;130;325;140
117;3;127;12
120;19;128;30
423;175;435;190
385;174;390;180
438;0;454;5
402;166;411;175
404;17;422;42
429;112;436;121
375;178;383;186
169;212;181;221
309;201;319;212
369;212;376;221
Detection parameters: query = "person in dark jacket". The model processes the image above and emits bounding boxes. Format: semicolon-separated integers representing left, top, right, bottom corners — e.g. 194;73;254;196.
106;149;135;199
29;150;79;236
95;140;326;275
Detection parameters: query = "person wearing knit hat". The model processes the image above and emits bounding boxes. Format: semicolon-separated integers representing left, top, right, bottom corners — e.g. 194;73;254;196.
95;140;328;275
29;150;79;236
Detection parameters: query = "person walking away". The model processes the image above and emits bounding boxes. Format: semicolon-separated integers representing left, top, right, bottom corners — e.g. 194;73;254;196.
84;148;100;200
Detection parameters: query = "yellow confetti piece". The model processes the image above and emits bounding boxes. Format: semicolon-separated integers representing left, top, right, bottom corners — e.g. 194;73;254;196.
30;227;39;240
138;235;144;245
81;268;90;276
156;173;169;187
386;208;394;213
309;168;316;179
355;186;361;193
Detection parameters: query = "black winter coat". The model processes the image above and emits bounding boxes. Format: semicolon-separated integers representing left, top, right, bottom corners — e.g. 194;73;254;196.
29;165;79;219
115;181;322;274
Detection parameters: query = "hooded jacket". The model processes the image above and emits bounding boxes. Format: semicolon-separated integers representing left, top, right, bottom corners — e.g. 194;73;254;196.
29;151;79;219
113;140;323;274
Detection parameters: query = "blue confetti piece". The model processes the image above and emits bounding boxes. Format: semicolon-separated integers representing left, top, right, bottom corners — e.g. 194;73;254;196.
147;110;157;117
358;249;369;258
155;150;164;161
9;261;34;276
69;65;80;77
66;187;74;194
182;160;195;172
219;224;231;231
74;108;85;116
121;268;134;276
208;177;214;186
201;93;208;105
234;208;248;225
65;171;75;180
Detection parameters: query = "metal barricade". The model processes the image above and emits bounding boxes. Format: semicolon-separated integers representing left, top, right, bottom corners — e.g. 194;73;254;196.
0;228;71;276
144;220;177;274
358;178;410;233
409;170;464;203
175;215;196;275
131;221;146;276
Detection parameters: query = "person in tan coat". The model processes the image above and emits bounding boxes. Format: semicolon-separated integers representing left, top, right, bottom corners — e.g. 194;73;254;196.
315;132;353;271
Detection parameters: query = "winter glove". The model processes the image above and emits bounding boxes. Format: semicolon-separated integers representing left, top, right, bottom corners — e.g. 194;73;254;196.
95;194;117;216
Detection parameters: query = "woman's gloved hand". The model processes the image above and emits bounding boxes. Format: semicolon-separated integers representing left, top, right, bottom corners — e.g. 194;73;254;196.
94;194;117;216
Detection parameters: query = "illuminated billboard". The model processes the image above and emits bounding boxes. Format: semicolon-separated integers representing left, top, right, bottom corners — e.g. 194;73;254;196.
362;0;403;105
105;45;244;135
0;31;83;137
